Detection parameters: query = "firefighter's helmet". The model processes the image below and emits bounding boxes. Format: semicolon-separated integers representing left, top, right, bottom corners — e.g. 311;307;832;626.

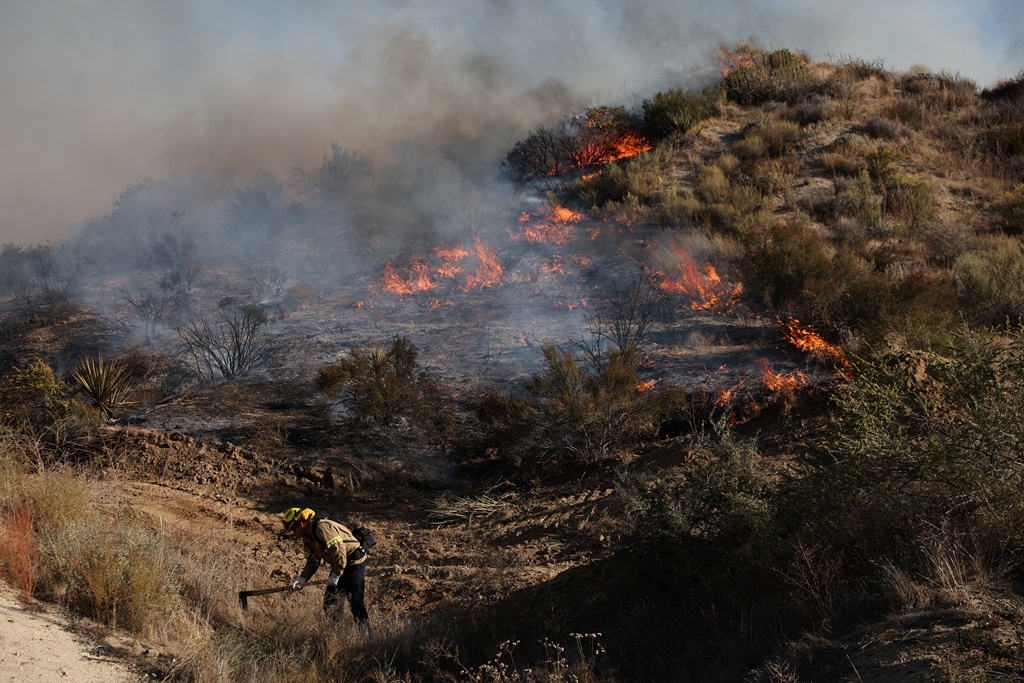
282;507;315;532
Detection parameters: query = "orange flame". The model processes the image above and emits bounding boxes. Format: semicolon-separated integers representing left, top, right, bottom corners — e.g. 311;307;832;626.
461;236;504;290
758;359;809;393
717;43;757;77
650;244;742;311
512;203;581;245
636;379;659;392
605;133;652;162
779;317;851;370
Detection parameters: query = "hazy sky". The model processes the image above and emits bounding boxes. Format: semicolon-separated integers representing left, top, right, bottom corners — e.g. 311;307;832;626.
1;0;1021;244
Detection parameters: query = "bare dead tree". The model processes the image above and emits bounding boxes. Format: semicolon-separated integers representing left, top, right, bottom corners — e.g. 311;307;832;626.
28;243;81;298
502;123;568;185
119;281;187;343
245;262;289;302
174;302;288;382
576;268;659;372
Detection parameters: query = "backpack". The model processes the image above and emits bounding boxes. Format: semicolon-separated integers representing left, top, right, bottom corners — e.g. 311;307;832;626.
349;524;377;551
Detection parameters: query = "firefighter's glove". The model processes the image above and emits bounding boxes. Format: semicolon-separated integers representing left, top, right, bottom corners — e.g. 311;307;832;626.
327;573;340;588
290;577;307;591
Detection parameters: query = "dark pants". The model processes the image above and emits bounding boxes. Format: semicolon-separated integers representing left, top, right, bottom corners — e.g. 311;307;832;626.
323;561;369;624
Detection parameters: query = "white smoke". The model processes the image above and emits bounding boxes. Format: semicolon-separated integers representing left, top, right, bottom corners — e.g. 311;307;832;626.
0;0;1020;243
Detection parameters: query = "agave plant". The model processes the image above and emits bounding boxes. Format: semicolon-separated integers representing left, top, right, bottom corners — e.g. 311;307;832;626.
70;355;135;419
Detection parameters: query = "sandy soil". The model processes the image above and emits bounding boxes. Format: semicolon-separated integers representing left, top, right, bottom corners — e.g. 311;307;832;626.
0;587;140;683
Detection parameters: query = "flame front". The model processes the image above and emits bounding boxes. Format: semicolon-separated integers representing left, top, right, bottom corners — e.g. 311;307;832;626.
779;317;851;370
717;43;757;77
649;243;742;312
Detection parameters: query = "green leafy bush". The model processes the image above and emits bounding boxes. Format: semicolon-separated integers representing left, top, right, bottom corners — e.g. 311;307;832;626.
478;345;659;469
955;235;1024;325
317;336;451;429
0;358;71;432
789;329;1024;577
640;87;721;140
615;420;777;567
996;183;1024;235
724;47;822;105
43;519;178;632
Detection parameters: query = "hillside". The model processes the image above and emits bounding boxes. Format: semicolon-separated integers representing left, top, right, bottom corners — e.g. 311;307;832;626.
3;45;1024;682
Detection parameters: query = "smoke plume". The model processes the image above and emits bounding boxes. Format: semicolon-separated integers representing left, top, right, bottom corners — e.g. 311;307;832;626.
1;0;1020;243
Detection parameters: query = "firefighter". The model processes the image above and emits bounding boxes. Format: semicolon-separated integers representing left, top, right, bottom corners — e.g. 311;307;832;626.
281;506;370;625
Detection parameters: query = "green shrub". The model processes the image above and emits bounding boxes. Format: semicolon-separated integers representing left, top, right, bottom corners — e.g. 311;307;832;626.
479;345;659;470
640;87;721;140
738;212;835;312
70;355;135;419
883;174;938;227
615;421;776;567
689;161;763;228
830;56;889;83
0;358;71;432
898;71;978;112
42;519;178;632
981;72;1024;102
819;150;865;177
791;328;1024;576
955;235;1024;325
293;141;372;203
861;115;904;140
317;336;451;430
739;212;891;341
724;47;822;105
187;618;349;683
577;150;665;207
735;118;803;160
982;116;1024;157
996;183;1024;235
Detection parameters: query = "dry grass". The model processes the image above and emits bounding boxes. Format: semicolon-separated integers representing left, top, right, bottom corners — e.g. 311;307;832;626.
0;509;38;600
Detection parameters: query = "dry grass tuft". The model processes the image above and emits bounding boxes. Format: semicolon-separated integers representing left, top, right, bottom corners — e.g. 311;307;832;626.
0;509;38;600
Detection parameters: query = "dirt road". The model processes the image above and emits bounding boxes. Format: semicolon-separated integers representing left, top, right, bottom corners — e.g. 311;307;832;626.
0;587;138;683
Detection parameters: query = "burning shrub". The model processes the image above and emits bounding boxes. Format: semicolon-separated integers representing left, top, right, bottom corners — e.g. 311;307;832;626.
503;107;649;186
316;336;451;430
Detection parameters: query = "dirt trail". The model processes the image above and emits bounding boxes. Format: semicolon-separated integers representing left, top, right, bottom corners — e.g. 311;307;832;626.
0;586;140;683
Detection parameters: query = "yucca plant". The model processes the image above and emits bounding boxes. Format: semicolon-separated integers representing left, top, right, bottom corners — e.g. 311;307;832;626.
70;356;134;419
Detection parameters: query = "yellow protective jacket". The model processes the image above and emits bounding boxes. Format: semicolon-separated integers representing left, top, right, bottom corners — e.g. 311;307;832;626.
298;518;367;580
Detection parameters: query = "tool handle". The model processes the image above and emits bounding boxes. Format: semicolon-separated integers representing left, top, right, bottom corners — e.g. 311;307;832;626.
241;578;327;598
